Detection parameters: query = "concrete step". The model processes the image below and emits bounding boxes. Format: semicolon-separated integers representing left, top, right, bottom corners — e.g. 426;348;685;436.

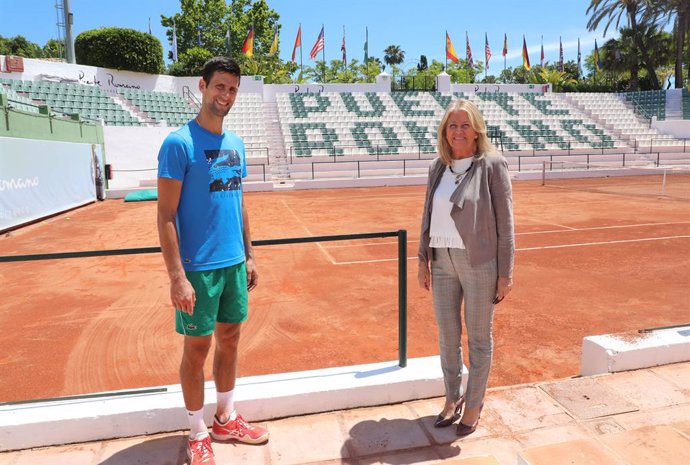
518;438;627;465
518;424;690;465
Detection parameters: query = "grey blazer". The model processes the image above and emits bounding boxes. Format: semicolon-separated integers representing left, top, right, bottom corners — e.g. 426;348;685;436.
418;154;515;278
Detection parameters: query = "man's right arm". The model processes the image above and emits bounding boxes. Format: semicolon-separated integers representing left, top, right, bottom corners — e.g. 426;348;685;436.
157;177;196;315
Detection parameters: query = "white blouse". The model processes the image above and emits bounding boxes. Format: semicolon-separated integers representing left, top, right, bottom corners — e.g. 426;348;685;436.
429;157;473;249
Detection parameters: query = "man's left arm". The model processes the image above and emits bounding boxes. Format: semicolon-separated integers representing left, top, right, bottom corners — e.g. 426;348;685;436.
242;201;258;291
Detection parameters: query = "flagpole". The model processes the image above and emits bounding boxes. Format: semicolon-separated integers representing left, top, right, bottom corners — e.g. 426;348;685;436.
300;24;303;81
365;26;369;83
445;31;448;71
321;24;326;83
484;32;486;80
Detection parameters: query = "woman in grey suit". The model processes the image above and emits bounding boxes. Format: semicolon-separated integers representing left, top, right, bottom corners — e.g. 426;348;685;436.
417;99;515;437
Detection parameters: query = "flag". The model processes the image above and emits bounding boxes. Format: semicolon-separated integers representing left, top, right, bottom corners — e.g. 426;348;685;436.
225;27;231;56
341;26;347;65
291;25;301;62
485;33;491;69
502;33;508;57
310;26;324;60
577;37;582;74
540;36;544;67
242;26;254;57
594;39;602;71
364;27;369;62
446;31;459;64
148;17;152;35
269;26;279;56
171;22;178;62
522;35;531;70
466;31;473;67
559;37;564;72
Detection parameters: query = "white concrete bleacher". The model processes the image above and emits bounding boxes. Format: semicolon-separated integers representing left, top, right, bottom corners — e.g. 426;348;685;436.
223;92;268;158
276;91;632;165
565;91;685;151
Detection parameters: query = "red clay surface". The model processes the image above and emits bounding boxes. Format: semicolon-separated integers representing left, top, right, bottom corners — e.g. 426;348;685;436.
1;175;689;403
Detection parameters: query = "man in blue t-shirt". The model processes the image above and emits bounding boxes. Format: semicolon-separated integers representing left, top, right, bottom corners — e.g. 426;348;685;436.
157;57;267;465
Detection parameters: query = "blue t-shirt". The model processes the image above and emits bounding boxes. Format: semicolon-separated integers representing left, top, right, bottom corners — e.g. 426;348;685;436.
157;119;248;271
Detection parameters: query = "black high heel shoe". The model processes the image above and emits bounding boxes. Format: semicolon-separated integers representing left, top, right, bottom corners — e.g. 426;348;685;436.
456;403;484;437
434;397;465;428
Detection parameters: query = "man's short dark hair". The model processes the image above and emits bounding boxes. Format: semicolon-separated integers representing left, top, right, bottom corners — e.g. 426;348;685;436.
201;57;241;84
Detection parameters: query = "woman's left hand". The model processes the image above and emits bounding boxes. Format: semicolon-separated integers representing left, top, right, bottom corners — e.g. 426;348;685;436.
494;276;513;304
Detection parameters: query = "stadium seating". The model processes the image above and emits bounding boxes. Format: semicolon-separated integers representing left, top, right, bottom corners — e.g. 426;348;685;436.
0;78;142;125
118;88;195;127
565;91;683;149
622;90;666;120
0;82;40;113
277;91;629;159
2;72;686;170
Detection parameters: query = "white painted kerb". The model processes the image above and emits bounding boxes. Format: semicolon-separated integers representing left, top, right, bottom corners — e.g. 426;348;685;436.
581;326;690;376
0;356;466;452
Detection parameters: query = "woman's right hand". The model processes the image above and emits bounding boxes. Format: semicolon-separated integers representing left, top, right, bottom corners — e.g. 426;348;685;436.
418;261;431;290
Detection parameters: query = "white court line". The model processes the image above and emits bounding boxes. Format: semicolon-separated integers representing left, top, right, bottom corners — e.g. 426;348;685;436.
518;217;578;230
516;235;690;251
323;221;690;248
280;199;336;264
330;235;690;265
517;221;690;235
323;221;690;249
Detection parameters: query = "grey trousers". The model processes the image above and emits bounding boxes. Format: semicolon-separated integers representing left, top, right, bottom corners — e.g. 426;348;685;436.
431;247;497;408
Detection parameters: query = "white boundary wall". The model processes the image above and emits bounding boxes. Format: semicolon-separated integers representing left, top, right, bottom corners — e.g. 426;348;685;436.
0;56;264;97
0;356;462;452
0;137;102;231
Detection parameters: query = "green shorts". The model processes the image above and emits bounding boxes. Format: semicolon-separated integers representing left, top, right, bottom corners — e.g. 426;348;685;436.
175;262;248;337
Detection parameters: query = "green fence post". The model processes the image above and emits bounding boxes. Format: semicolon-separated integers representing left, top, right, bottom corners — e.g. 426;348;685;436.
398;229;407;368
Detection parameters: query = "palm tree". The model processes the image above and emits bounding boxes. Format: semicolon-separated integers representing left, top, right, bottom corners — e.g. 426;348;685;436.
602;28;643;90
383;45;405;70
586;0;661;89
531;68;577;91
643;0;689;88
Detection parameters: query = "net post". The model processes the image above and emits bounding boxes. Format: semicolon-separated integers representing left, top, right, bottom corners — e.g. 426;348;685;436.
661;169;667;196
397;229;408;368
541;161;547;186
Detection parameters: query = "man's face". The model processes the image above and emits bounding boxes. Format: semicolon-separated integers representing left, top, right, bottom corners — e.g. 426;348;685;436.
199;71;240;118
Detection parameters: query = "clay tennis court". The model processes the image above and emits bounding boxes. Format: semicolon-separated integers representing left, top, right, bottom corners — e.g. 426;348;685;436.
1;173;688;404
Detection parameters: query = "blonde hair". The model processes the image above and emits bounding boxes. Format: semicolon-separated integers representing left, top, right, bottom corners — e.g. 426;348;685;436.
437;99;498;166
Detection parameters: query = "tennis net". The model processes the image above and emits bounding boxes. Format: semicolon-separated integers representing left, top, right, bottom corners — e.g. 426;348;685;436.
541;160;690;200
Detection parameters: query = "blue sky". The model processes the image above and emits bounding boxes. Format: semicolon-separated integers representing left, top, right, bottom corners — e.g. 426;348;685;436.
4;0;616;74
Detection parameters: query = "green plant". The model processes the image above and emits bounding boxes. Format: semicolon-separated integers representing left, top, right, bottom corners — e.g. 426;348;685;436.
75;27;163;74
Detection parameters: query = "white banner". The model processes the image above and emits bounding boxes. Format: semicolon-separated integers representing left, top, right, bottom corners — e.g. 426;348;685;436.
0;137;100;231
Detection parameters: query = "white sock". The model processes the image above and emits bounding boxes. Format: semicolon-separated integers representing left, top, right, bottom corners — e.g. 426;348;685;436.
216;390;235;422
187;407;208;439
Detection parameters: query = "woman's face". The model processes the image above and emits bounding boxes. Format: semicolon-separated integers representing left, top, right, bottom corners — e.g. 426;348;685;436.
445;110;478;159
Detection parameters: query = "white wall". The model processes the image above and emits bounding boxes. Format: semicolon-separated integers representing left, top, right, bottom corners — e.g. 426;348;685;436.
0;56;264;98
103;126;170;189
264;81;389;102
652;119;690;139
452;83;552;93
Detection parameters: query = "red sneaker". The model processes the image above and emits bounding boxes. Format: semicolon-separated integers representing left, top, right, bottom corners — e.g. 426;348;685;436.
187;434;215;464
211;413;269;444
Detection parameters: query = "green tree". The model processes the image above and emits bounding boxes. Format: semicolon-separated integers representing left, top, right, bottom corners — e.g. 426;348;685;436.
75;28;163;73
644;0;690;87
0;35;43;58
167;46;213;76
161;0;291;81
42;39;65;59
586;0;661;89
383;45;405;70
532;67;577;91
